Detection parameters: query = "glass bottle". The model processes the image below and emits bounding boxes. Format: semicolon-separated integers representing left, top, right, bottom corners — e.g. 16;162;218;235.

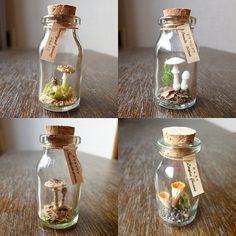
155;127;203;226
38;4;83;112
154;8;198;110
37;125;82;229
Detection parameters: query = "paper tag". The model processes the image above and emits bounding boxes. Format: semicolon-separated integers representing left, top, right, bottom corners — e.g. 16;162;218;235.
40;23;65;63
183;154;204;197
63;145;83;185
177;24;200;64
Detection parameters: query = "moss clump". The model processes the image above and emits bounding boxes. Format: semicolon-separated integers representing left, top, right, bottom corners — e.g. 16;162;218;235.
161;64;173;86
177;191;191;209
43;81;72;101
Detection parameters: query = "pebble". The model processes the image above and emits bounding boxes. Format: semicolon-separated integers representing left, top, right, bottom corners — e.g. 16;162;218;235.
160;206;191;224
184;213;189;218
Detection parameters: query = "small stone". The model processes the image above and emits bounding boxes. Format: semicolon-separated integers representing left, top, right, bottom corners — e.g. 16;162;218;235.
183;213;189;218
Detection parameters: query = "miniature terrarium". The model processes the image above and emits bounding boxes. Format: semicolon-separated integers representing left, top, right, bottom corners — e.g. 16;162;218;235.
155;127;204;226
38;4;83;112
154;8;199;110
37;125;83;229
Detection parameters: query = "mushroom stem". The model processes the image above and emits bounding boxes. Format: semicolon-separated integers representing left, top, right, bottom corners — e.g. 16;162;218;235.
172;65;181;91
61;187;67;206
62;72;68;87
181;71;190;90
181;79;188;90
52;188;59;210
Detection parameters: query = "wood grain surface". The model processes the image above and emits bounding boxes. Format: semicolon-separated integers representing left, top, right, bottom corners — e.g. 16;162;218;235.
0;151;118;236
0;49;117;118
118;47;236;118
119;119;236;236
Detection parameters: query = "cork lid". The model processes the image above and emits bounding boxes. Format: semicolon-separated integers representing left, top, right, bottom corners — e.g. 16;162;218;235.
158;127;200;159
48;4;76;16
162;127;196;145
163;8;191;17
46;125;75;136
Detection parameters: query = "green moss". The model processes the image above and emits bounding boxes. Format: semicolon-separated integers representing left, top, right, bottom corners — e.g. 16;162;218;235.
43;81;73;101
40;214;73;225
161;63;173;86
177;191;191;209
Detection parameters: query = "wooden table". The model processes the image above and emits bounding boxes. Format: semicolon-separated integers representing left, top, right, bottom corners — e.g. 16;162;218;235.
118;47;236;118
0;151;118;236
119;119;236;236
0;49;117;118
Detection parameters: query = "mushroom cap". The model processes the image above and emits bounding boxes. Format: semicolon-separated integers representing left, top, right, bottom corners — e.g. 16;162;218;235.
182;71;191;80
57;65;75;74
44;179;66;188
165;57;185;65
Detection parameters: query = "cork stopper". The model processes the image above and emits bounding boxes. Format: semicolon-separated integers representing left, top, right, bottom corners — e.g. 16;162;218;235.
45;125;75;148
48;4;76;16
46;125;75;136
163;127;196;145
159;127;198;159
163;8;191;17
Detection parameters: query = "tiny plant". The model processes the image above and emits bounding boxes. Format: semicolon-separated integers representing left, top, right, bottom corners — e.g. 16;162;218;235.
161;63;173;86
177;191;191;209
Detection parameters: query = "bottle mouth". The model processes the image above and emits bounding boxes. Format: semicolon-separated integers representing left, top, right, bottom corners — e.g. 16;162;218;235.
157;137;201;159
159;16;196;28
40;134;81;148
41;15;81;27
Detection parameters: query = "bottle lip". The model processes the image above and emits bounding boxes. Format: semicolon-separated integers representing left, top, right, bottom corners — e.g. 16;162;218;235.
40;134;81;148
157;137;201;156
41;15;81;27
159;16;196;28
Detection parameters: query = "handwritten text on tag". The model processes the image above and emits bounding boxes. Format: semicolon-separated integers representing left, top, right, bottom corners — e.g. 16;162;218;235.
177;24;200;64
40;23;65;63
63;145;83;185
183;155;204;197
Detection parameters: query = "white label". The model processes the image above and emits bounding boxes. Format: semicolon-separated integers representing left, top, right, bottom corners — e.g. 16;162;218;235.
177;24;200;64
183;154;204;197
63;145;83;185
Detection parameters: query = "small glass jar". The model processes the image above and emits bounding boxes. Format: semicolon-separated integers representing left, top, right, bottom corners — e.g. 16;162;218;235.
154;8;198;110
37;126;82;229
155;127;202;226
38;4;83;112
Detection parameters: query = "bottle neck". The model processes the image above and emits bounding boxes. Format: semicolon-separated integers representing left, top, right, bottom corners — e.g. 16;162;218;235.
40;134;81;149
159;16;196;30
42;15;80;29
157;137;201;160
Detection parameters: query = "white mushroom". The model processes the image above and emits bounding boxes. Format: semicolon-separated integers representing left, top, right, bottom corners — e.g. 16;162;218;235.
57;65;75;87
181;71;191;90
165;57;186;91
53;85;58;92
44;179;66;210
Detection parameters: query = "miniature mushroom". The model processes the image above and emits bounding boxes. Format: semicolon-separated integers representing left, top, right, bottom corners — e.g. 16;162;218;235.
158;191;170;208
57;65;75;87
171;181;185;208
44;179;66;210
61;187;67;206
52;77;59;92
181;71;190;90
165;57;186;91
